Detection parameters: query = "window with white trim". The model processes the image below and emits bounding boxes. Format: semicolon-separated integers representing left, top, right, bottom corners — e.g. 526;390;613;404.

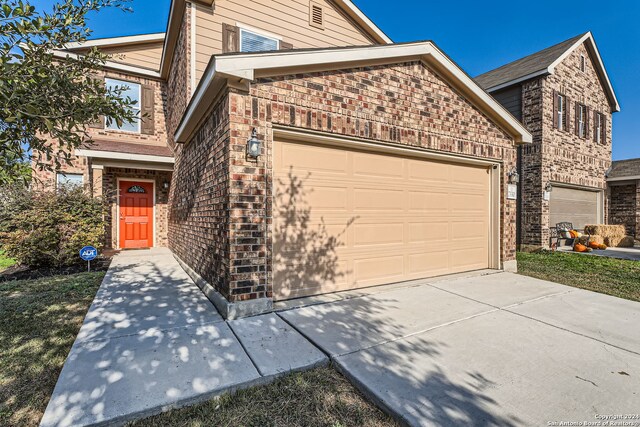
556;93;566;131
239;28;279;52
57;172;83;189
595;112;605;143
105;78;141;133
577;104;586;138
580;54;586;72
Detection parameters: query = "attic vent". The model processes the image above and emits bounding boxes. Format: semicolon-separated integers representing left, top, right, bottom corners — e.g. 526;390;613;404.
310;2;324;29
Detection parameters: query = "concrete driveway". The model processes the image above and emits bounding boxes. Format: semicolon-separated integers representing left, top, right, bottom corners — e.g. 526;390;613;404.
280;272;640;426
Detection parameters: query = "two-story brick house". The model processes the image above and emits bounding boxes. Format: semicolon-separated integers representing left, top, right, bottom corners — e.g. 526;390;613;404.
475;32;619;249
35;0;532;317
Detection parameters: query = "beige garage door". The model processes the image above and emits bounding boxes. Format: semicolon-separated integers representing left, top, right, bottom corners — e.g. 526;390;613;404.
549;187;600;230
273;139;492;300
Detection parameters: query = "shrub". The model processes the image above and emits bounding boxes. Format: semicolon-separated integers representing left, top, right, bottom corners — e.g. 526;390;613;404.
0;185;105;268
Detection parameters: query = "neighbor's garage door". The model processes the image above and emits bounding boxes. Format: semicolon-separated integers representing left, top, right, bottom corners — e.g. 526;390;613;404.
273;139;492;300
549;186;600;230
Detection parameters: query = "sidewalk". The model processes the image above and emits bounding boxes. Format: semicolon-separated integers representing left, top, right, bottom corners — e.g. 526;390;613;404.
41;248;326;427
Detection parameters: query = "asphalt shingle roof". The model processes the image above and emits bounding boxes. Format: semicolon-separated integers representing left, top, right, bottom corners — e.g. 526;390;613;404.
609;158;640;179
474;33;586;90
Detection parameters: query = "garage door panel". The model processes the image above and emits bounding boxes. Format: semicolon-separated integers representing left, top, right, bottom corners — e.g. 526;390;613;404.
354;152;404;178
354;188;404;210
354;255;405;284
408;191;450;213
408;221;450;243
407;160;450;183
354;223;404;247
549;187;600;230
452;221;487;239
408;252;450;275
280;143;349;174
274;139;492;301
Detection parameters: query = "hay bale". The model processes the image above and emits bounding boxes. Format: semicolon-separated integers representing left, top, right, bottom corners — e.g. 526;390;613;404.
584;224;625;244
617;236;636;248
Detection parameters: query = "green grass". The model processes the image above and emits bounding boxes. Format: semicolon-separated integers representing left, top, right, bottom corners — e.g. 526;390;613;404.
0;272;104;427
0;251;16;272
133;366;397;427
517;251;640;302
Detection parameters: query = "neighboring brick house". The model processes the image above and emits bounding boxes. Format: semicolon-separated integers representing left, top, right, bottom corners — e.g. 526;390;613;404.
475;32;619;249
36;0;532;318
607;158;640;240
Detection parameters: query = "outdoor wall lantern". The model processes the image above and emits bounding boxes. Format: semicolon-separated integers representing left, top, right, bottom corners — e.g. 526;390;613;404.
247;128;262;158
507;167;520;185
544;182;553;192
163;180;170;190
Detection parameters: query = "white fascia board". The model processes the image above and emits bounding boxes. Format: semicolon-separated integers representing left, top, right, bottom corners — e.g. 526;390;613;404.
548;32;619;112
51;50;161;78
334;0;393;44
75;149;175;163
177;42;532;144
489;32;619;112
64;33;165;50
607;175;640;182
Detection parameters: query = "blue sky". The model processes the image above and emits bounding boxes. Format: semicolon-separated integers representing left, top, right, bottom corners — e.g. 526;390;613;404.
48;0;640;160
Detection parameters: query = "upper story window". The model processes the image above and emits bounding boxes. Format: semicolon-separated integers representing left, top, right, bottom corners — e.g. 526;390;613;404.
576;103;587;138
580;55;586;72
105;78;141;133
555;92;566;131
57;172;83;189
594;112;606;144
240;28;279;52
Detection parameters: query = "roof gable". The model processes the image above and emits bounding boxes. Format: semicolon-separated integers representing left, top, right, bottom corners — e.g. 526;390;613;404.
475;32;619;112
174;41;532;144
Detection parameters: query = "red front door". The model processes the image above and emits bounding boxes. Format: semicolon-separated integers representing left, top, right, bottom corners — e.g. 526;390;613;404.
119;181;154;249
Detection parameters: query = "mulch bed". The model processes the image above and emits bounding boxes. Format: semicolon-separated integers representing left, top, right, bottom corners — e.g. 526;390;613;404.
0;252;115;282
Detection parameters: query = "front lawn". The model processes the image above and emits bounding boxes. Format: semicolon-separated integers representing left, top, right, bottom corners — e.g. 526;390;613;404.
517;251;640;302
0;251;16;272
134;367;397;427
0;272;104;427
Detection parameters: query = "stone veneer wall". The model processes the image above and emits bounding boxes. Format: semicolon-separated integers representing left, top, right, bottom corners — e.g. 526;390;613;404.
170;60;518;302
519;42;613;248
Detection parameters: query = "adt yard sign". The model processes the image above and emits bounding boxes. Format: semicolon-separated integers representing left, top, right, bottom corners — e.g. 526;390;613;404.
80;246;98;271
80;246;98;261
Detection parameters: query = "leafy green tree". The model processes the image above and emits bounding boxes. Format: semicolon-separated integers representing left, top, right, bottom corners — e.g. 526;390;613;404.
0;0;136;184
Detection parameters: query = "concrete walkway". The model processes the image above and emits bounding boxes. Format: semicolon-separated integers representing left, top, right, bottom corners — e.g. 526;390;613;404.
41;249;326;427
558;245;640;261
281;272;640;426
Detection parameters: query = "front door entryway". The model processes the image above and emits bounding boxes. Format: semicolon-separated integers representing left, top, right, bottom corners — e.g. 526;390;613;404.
119;180;154;249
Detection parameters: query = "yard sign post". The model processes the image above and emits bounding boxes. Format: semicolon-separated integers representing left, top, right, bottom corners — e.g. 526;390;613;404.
79;246;98;272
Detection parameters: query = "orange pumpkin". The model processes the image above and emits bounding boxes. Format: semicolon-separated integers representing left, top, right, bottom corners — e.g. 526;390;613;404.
573;244;588;252
588;241;600;249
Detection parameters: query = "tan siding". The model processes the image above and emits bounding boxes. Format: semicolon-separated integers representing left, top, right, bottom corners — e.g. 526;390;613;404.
194;0;375;83
100;42;164;70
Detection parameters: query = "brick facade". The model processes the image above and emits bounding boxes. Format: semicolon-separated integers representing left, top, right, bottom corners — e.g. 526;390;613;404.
169;61;518;303
519;43;612;247
609;182;640;239
32;69;173;249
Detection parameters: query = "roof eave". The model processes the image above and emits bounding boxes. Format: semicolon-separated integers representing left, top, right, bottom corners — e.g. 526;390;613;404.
174;42;532;145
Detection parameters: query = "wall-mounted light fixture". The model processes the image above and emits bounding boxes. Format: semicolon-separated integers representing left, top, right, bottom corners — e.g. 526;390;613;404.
163;180;170;190
247;128;262;158
507;167;520;185
544;182;553;192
